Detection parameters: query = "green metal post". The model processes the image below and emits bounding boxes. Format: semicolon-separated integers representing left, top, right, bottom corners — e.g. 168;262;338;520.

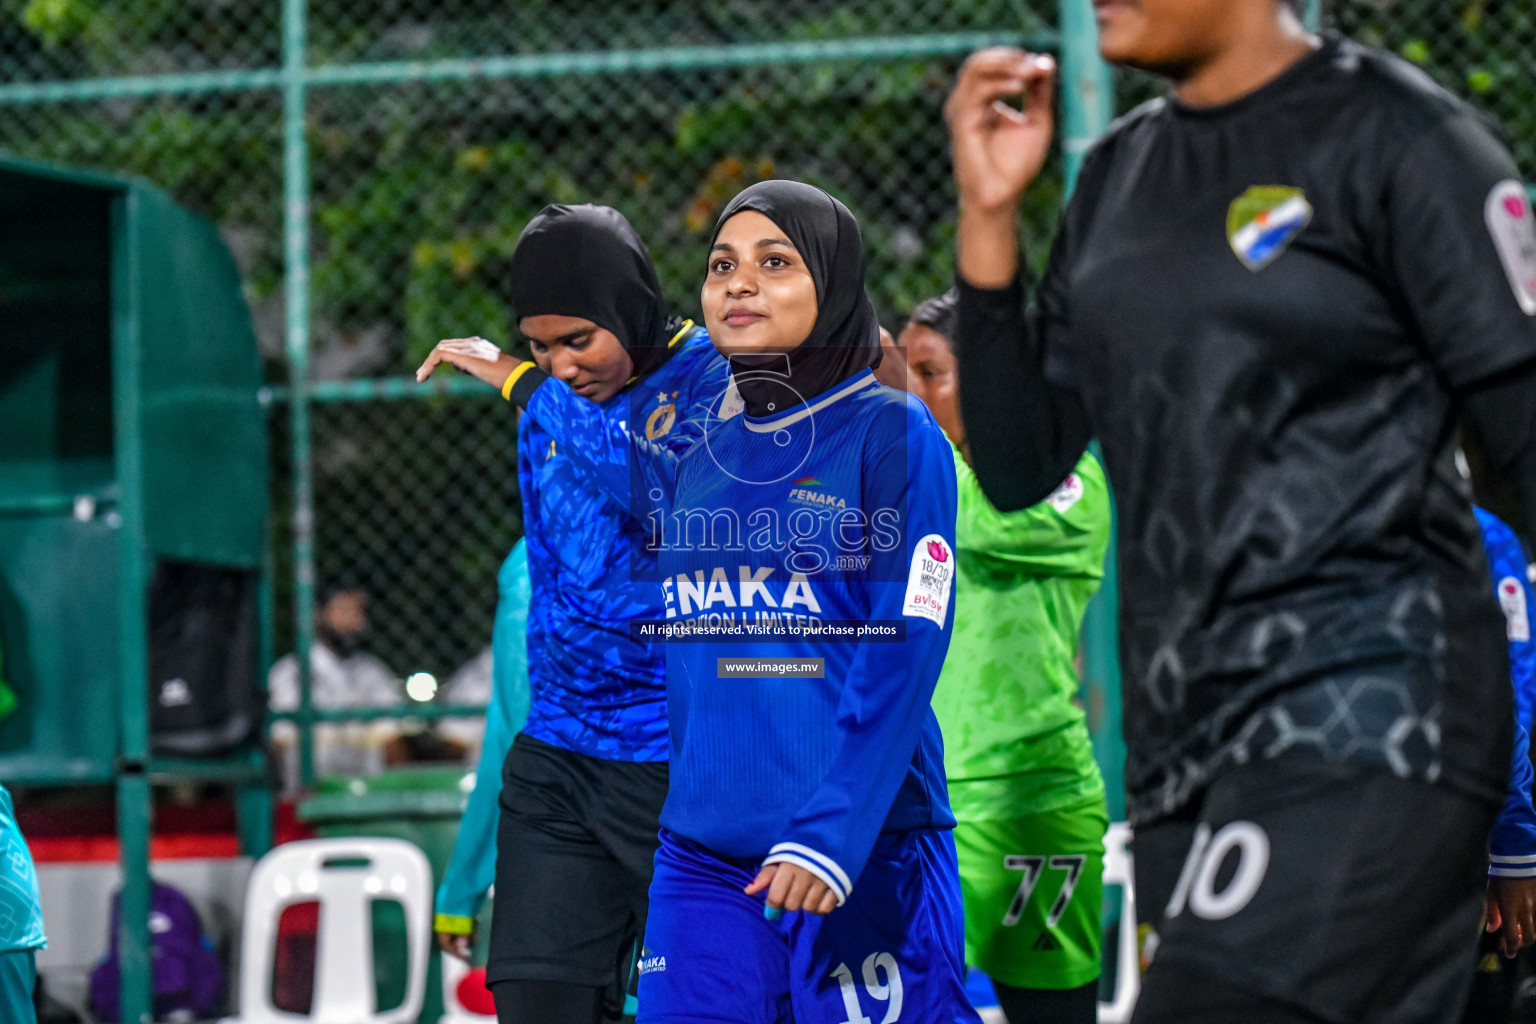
239;519;277;856
1305;0;1322;31
284;0;317;788
1057;0;1125;821
1057;0;1115;192
115;774;154;1024
1082;451;1125;822
110;190;154;1024
236;773;274;855
0;33;1048;107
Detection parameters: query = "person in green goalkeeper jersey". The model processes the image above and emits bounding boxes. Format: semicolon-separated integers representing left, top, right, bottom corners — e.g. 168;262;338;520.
899;290;1109;1024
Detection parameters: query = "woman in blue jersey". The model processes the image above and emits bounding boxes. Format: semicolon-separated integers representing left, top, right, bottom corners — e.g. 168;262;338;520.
634;180;976;1023
417;205;731;1024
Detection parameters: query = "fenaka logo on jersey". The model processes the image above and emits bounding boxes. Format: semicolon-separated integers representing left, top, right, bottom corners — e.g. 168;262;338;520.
1227;186;1313;272
788;477;847;509
637;946;666;975
1486;180;1536;315
1499;575;1531;642
903;533;954;625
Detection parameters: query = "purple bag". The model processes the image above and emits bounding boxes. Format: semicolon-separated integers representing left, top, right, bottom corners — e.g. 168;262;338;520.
90;881;225;1022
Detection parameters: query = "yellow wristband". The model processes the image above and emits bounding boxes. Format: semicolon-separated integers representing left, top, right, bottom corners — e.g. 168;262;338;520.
435;912;476;935
501;361;534;402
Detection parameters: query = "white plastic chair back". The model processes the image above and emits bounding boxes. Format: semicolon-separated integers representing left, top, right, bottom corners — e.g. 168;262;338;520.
439;952;496;1024
1098;822;1140;1024
223;837;432;1024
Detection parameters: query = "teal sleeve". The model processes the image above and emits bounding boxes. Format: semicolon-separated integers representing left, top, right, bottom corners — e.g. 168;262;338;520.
435;540;532;919
0;785;43;952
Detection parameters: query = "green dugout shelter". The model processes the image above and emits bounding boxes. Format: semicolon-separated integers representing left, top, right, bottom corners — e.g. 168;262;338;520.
0;155;270;1023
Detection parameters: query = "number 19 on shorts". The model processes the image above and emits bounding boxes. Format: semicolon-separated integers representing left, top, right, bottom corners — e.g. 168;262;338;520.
831;953;902;1024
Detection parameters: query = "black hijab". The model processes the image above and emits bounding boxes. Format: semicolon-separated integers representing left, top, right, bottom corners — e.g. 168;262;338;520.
711;181;883;417
508;204;683;384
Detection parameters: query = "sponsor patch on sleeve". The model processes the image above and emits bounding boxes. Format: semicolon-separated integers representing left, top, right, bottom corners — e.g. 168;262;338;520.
1499;576;1531;642
1047;472;1085;513
1485;179;1536;316
902;533;954;625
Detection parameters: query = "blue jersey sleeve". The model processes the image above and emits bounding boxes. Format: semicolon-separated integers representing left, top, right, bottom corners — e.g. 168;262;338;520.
1479;509;1536;877
1492;714;1536;878
761;404;958;903
521;338;731;511
1507;572;1536;735
436;541;533;921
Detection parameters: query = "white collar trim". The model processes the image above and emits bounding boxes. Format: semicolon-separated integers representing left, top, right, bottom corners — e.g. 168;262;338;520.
741;372;878;433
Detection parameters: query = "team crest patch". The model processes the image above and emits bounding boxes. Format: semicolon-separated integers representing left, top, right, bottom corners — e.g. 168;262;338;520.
646;391;678;440
1227;186;1313;272
1485;180;1536;315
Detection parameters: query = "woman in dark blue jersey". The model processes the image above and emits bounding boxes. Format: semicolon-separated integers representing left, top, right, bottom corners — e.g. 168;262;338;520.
417;205;731;1024
947;1;1536;1021
634;180;976;1023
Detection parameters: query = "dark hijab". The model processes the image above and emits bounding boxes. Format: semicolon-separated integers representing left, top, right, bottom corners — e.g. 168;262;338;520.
710;181;883;417
509;204;683;383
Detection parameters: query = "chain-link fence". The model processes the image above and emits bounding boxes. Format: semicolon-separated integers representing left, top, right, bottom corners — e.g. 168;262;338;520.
0;0;1532;742
0;2;1062;731
1115;3;1536;168
1331;0;1536;169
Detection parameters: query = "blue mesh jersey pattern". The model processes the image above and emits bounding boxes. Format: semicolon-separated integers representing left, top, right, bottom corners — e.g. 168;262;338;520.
518;329;733;761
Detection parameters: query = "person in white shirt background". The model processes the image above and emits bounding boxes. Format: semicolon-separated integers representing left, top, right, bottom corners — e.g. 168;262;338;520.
268;581;404;792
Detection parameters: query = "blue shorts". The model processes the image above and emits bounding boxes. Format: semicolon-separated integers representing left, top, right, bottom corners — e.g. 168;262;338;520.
638;828;979;1024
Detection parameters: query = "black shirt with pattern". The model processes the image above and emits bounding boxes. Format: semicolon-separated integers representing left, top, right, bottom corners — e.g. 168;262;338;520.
957;35;1536;825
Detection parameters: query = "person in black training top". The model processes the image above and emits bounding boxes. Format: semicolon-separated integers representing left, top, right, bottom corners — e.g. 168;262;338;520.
946;1;1536;1021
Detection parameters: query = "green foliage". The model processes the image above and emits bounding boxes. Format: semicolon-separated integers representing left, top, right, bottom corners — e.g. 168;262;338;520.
2;0;1529;676
1335;0;1536;168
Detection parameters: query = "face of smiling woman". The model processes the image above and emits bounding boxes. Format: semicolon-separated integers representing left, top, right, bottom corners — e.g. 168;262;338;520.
702;209;820;356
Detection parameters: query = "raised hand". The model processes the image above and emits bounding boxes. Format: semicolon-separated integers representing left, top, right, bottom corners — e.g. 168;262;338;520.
416;336;521;391
946;47;1057;217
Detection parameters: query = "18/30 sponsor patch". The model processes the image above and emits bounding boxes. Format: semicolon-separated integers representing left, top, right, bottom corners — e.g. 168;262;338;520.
902;534;954;625
1499;575;1531;642
1486;179;1536;316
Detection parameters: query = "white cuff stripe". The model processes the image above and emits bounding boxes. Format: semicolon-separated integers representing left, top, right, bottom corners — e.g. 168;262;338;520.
762;852;849;905
1490;865;1536;878
1490;853;1536;864
767;842;854;897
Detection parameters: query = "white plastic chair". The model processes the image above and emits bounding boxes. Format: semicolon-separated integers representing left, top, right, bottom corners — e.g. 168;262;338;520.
222;837;432;1024
1098;822;1140;1024
439;952;496;1024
